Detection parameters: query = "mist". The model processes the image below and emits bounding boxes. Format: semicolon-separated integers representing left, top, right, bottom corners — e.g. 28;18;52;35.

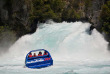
0;30;17;55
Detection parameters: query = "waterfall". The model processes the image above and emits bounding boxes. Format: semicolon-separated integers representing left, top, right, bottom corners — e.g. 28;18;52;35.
1;21;110;65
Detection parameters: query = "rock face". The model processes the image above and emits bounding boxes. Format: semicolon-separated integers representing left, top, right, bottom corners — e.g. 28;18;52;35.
76;0;105;27
63;0;105;30
0;0;37;36
0;0;37;53
85;0;104;29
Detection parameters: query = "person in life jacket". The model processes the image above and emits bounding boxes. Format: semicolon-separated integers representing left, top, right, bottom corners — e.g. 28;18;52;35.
33;53;37;57
38;52;43;56
28;52;32;58
43;51;48;55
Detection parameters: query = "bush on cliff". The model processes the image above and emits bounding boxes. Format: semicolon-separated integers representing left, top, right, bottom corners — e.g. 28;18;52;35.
30;0;65;23
100;1;110;34
62;8;80;21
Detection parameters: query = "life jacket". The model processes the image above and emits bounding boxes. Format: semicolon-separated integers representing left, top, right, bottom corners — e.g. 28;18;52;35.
33;55;37;57
28;55;32;58
38;54;42;56
43;53;48;55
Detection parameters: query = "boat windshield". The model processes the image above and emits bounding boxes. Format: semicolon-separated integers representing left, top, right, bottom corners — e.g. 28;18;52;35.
28;50;49;59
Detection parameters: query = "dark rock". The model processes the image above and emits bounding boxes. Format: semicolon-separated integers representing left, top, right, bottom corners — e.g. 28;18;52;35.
0;0;37;53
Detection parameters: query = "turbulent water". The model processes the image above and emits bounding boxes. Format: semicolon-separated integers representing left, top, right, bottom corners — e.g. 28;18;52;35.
0;21;110;74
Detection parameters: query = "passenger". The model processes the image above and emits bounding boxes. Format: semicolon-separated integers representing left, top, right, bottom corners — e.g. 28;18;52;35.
38;52;43;56
43;51;48;55
33;53;37;57
28;52;32;58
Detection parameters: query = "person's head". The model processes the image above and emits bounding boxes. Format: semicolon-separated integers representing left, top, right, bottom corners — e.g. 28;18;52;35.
44;51;47;54
34;53;36;55
39;52;42;54
29;52;32;55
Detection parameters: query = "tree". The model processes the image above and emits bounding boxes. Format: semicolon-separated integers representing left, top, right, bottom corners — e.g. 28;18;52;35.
30;0;65;22
100;1;110;34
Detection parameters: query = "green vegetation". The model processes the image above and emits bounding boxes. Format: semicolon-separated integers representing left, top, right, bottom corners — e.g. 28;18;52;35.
84;0;92;11
0;23;15;42
30;0;65;22
0;24;11;34
100;1;110;34
62;8;81;21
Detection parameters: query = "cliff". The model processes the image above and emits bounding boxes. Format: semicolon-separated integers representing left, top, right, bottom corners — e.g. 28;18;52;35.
63;0;105;26
0;0;37;53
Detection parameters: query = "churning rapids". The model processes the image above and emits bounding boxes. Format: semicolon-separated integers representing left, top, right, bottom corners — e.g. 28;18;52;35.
0;21;110;74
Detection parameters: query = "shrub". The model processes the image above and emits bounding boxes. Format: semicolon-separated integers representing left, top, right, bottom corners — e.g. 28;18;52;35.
100;1;110;34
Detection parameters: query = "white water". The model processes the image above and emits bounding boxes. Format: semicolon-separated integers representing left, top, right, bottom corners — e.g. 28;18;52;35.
0;21;110;74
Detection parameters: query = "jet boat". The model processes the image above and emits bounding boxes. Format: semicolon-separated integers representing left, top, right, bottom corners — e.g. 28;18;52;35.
25;49;53;68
